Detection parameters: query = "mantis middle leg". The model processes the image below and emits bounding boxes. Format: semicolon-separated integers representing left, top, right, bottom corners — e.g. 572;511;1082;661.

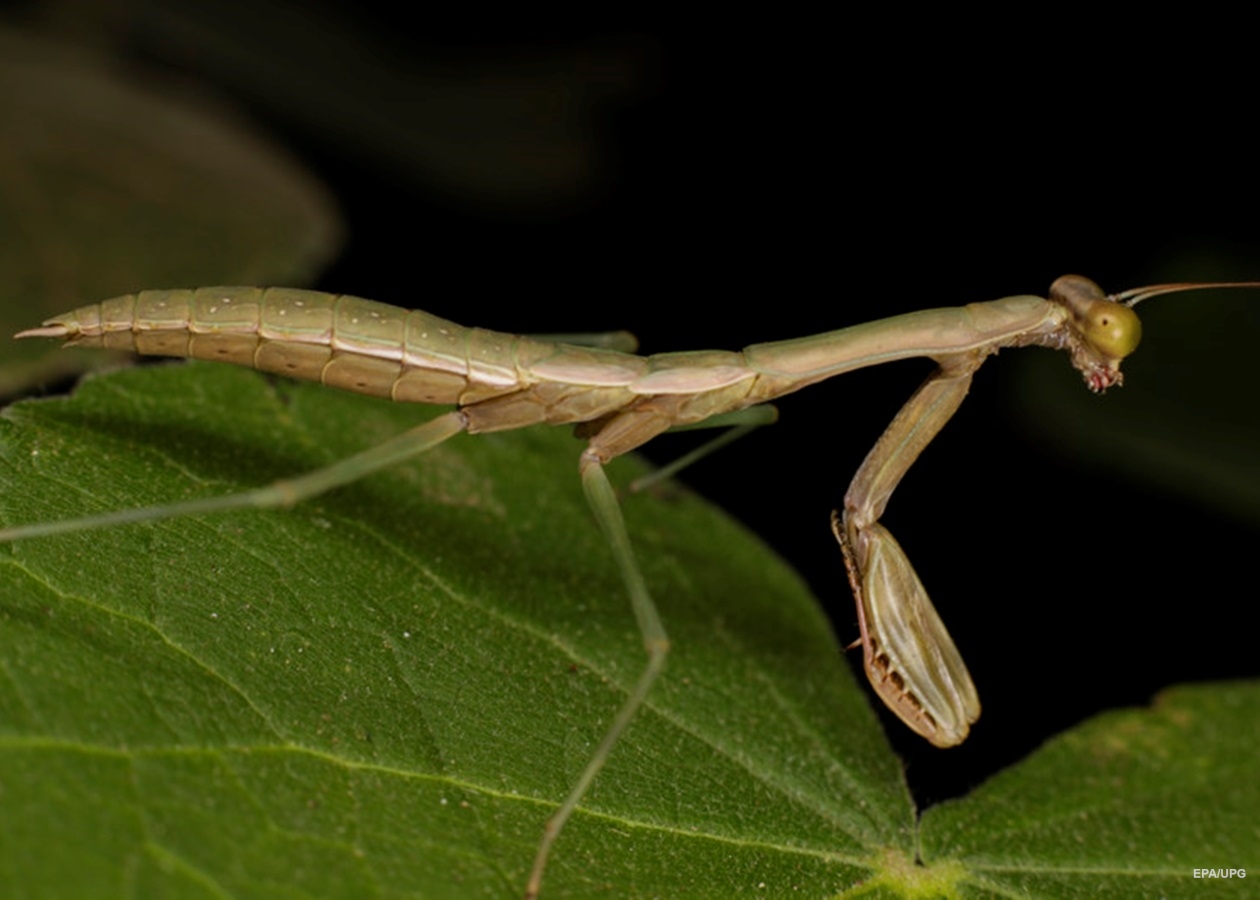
836;355;984;748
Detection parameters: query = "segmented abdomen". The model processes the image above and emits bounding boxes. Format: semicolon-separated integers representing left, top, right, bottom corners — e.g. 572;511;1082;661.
28;288;768;434
38;288;569;407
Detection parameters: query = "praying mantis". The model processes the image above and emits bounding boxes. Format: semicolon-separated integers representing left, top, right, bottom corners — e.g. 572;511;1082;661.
2;275;1257;896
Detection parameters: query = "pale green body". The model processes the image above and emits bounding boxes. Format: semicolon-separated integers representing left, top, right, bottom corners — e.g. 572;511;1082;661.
38;287;1066;450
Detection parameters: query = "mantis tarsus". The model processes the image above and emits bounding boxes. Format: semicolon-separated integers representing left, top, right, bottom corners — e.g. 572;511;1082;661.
4;274;1256;896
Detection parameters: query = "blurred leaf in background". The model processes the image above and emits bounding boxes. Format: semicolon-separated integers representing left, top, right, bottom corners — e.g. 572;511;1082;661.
0;25;343;392
24;0;648;215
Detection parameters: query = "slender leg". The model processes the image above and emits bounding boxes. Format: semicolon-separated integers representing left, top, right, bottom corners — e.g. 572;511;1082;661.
629;404;780;492
0;411;469;542
839;358;982;747
525;450;670;899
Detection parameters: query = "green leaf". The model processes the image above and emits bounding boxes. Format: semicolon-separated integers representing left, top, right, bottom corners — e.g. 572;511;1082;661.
922;682;1260;897
0;363;909;897
1;363;1256;898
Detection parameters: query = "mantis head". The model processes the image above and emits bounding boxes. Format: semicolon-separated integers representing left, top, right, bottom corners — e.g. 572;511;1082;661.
1051;274;1260;393
1050;274;1143;392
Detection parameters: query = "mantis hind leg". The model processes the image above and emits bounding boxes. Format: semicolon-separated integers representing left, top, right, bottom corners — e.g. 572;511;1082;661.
0;411;470;542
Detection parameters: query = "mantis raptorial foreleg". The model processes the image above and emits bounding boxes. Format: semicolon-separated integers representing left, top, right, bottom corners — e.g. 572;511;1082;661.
836;355;984;747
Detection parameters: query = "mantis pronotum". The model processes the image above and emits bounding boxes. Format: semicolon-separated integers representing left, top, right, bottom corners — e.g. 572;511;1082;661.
3;274;1255;896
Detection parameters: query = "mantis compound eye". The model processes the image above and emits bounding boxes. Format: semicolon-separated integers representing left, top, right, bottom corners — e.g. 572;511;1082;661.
1084;300;1142;360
